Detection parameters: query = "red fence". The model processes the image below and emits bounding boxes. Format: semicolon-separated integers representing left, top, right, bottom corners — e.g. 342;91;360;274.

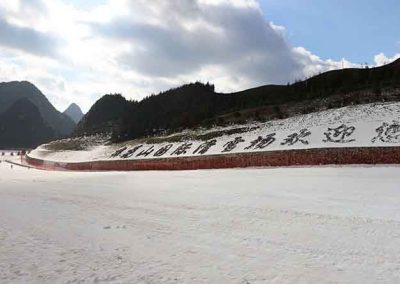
24;147;400;171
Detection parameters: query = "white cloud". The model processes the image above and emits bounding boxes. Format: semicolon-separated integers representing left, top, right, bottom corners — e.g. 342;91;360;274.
374;52;400;66
269;21;286;37
292;47;359;78
0;0;393;113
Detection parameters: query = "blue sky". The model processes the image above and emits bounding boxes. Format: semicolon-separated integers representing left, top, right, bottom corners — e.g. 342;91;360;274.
259;0;400;64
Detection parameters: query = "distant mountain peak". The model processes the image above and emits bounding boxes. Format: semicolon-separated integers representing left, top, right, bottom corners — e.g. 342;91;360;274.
64;103;84;124
65;102;80;111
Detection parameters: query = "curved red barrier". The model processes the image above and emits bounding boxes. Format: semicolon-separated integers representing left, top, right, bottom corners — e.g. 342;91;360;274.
25;147;400;171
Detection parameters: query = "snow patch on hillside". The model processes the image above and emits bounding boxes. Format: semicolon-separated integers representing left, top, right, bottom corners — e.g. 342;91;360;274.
29;102;400;163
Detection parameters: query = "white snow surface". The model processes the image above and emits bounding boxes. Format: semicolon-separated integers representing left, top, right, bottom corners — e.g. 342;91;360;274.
29;102;400;163
2;162;400;283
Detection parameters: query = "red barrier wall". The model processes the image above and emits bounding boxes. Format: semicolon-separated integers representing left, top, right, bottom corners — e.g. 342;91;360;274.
25;147;400;171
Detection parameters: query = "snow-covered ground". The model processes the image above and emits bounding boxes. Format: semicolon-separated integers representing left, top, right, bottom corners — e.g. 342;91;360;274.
30;102;400;163
2;162;400;283
0;150;18;161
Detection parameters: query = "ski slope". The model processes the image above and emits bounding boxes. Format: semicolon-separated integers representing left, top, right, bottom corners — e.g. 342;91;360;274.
2;162;400;283
30;102;400;163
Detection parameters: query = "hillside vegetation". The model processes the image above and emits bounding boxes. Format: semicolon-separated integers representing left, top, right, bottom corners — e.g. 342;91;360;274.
75;59;400;141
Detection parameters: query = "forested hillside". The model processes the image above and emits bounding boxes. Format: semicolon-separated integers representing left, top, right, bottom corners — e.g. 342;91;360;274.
0;81;75;136
0;99;55;148
75;59;400;141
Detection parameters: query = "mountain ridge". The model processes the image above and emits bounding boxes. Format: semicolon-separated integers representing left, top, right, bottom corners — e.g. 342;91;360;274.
0;81;76;148
0;81;75;136
0;98;55;149
75;59;400;141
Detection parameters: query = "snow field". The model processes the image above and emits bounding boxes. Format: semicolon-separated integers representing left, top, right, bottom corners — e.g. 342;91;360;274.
2;162;400;282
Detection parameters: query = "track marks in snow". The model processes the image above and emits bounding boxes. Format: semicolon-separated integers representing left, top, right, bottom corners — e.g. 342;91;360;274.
2;164;400;282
